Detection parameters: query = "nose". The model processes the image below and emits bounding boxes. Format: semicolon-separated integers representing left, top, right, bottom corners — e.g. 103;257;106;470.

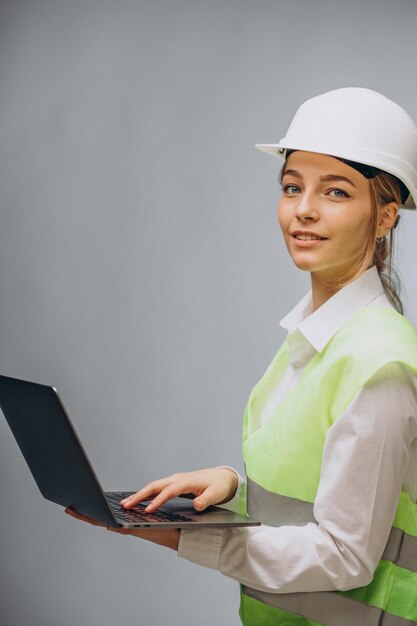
294;191;320;222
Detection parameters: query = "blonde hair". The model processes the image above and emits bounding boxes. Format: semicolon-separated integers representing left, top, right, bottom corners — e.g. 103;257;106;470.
279;165;404;313
327;172;403;313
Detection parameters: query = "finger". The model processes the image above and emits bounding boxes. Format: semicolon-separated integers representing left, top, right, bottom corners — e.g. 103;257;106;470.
144;479;194;512
121;476;179;508
121;489;160;508
64;507;107;528
193;484;223;511
65;507;93;522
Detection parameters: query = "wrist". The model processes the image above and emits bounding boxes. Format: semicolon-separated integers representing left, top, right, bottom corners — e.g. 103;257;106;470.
151;529;180;551
132;528;180;551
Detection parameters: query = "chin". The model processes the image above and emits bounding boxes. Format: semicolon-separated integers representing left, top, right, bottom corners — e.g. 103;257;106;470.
291;258;319;272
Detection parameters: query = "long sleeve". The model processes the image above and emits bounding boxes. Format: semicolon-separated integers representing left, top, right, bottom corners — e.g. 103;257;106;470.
178;362;417;593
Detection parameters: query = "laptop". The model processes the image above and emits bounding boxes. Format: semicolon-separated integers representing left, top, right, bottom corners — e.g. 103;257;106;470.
0;374;260;529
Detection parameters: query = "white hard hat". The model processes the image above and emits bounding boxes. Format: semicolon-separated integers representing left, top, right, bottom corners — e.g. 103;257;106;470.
256;87;417;209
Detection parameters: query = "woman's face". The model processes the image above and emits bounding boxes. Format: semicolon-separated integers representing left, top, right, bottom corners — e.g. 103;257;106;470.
278;151;373;284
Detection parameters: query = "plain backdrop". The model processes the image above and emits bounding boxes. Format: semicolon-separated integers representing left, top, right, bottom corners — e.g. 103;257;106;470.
1;1;417;625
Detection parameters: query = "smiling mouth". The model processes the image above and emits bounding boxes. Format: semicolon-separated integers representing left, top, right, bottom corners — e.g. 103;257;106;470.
292;234;327;241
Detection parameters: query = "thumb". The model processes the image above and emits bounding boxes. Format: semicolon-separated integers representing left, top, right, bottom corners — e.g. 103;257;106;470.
193;485;220;511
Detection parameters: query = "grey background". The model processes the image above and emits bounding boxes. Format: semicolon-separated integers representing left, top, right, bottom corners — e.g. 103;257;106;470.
1;1;417;625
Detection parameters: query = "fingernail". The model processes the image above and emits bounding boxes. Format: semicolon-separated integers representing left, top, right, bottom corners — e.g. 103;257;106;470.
145;505;152;512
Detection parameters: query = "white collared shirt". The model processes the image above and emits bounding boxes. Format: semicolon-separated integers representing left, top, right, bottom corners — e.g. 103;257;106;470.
260;265;396;426
178;267;417;593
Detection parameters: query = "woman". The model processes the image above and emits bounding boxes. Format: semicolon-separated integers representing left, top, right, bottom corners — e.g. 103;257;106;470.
67;87;417;625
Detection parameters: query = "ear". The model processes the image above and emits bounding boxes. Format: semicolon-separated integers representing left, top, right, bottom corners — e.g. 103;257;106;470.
377;202;399;235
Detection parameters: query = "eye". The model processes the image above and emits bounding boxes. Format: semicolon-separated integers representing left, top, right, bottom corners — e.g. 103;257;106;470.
282;184;301;194
328;188;350;198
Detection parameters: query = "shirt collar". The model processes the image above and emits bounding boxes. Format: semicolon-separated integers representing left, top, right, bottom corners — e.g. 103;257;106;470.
280;266;386;353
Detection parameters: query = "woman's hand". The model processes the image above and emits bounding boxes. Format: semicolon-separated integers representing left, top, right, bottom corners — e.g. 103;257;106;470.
64;467;238;551
64;507;180;550
121;467;239;513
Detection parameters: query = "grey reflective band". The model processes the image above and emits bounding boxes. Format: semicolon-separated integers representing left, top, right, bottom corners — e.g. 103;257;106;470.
242;586;417;626
383;527;404;562
384;616;417;626
247;478;317;527
248;478;417;573
382;527;417;573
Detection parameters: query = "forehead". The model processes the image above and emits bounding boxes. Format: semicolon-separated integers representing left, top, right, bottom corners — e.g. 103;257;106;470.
283;150;364;184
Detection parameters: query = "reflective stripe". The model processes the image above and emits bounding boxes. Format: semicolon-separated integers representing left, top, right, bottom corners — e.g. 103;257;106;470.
247;477;317;527
242;586;417;626
400;532;417;572
381;528;417;574
248;479;417;573
383;615;417;626
383;527;404;562
243;587;380;626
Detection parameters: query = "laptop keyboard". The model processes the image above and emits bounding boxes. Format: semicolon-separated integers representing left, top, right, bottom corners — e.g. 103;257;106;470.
105;492;192;524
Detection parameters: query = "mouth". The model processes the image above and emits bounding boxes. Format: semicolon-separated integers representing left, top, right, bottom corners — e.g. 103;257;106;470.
291;231;328;241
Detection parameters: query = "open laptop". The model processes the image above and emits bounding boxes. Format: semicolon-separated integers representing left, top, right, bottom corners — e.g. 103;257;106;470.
0;374;260;529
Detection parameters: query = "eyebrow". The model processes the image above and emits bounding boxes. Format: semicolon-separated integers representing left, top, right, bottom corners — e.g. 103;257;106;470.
282;169;357;188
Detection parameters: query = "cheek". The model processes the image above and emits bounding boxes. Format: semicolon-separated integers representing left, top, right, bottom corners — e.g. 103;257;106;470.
338;213;372;254
277;201;289;232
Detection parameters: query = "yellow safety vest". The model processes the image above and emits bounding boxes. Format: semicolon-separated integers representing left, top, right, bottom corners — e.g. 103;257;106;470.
240;306;417;626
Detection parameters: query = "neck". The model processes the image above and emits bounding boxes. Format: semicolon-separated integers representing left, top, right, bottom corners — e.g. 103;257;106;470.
310;273;339;312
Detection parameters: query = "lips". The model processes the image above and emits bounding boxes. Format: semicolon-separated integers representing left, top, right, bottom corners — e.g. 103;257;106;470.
291;231;327;241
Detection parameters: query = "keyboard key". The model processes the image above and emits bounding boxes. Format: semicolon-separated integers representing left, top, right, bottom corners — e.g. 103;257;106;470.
104;492;192;524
